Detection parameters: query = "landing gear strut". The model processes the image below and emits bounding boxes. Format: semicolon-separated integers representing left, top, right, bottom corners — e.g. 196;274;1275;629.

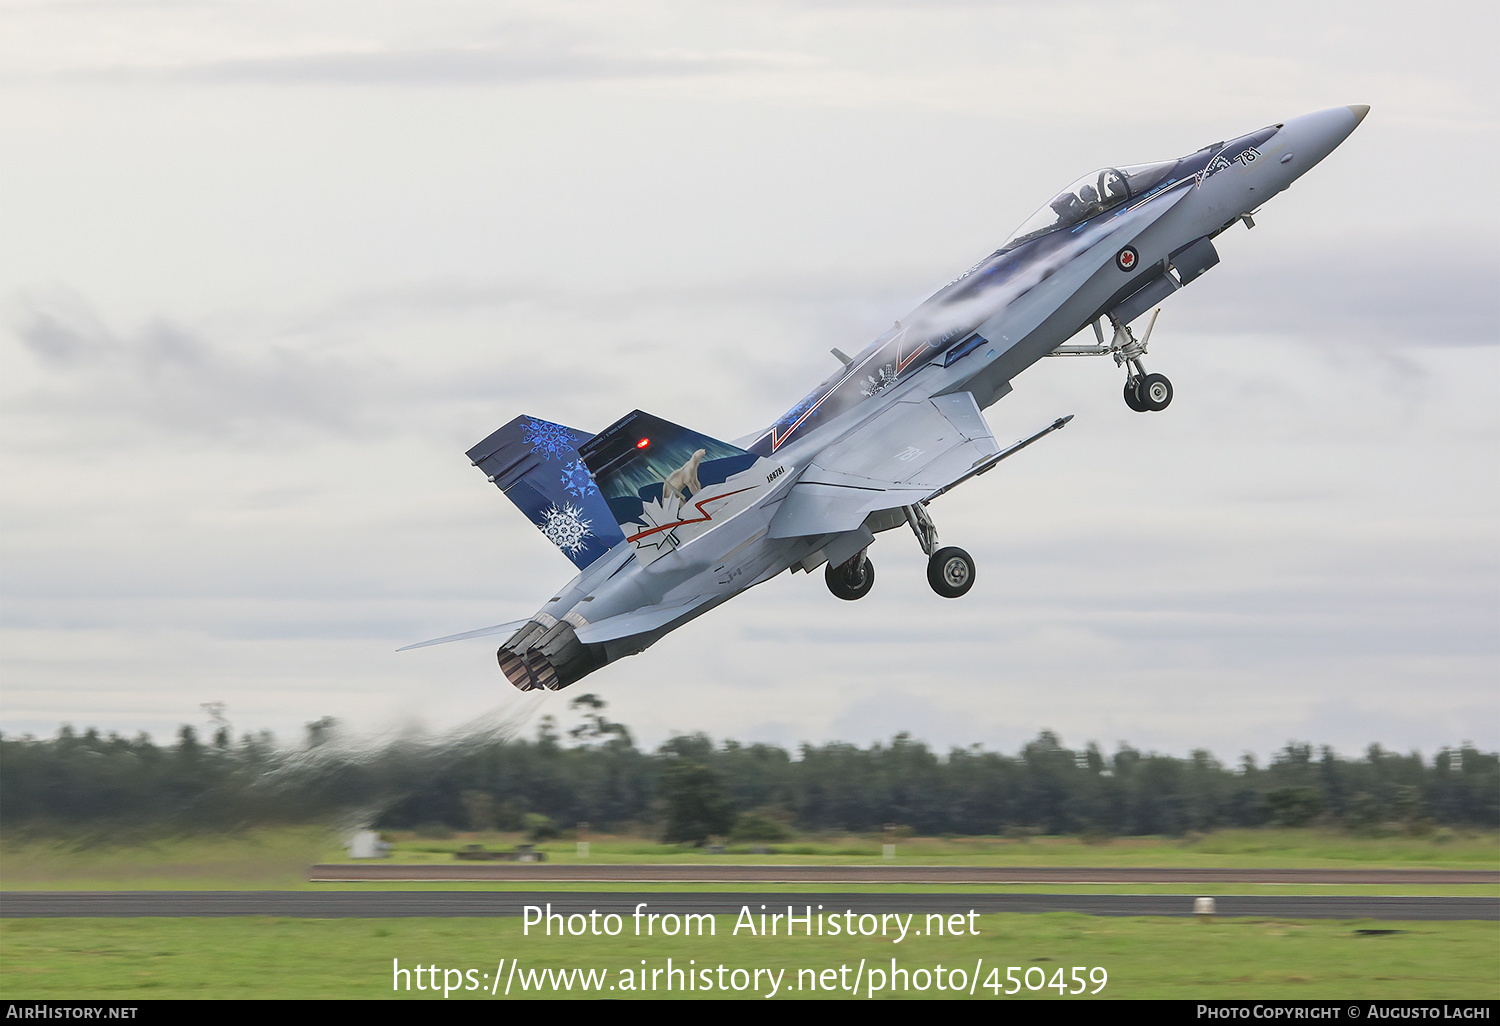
905;503;978;599
1112;310;1172;413
825;551;874;601
1046;309;1173;413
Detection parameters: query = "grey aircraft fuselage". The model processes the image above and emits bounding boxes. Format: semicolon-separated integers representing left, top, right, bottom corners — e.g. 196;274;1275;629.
409;105;1369;691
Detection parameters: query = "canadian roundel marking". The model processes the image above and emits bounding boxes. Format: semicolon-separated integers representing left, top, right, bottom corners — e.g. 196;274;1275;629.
1116;246;1138;272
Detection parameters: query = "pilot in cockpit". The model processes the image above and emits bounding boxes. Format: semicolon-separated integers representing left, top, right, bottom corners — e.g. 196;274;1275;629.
1049;189;1084;223
1076;183;1103;218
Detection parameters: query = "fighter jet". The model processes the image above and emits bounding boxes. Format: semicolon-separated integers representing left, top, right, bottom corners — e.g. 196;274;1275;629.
402;105;1369;691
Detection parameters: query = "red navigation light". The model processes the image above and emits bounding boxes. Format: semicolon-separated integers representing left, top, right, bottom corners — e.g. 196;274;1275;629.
636;438;650;449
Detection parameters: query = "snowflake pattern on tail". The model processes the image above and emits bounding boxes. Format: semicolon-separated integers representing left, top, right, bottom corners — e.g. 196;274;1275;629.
540;503;594;556
523;417;578;461
559;459;598;499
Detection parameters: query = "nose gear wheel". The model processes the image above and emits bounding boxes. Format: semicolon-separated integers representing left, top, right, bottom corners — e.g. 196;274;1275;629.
1138;373;1173;411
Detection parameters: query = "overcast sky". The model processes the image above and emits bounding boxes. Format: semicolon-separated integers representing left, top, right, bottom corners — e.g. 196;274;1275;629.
2;0;1496;763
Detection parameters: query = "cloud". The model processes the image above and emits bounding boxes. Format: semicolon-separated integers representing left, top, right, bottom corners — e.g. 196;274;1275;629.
63;29;791;88
9;289;379;442
1171;235;1499;347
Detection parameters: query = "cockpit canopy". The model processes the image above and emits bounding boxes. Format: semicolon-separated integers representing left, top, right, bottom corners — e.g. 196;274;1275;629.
1002;159;1178;250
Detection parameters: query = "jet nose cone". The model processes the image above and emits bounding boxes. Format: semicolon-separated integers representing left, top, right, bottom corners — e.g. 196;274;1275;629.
1272;106;1368;180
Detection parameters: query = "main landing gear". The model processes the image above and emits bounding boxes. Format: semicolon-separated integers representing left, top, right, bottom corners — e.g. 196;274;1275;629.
927;546;975;598
825;551;874;601
821;503;979;601
907;503;976;599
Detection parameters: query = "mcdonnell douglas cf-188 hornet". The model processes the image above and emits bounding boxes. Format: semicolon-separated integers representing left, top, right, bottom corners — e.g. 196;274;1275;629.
402;105;1369;691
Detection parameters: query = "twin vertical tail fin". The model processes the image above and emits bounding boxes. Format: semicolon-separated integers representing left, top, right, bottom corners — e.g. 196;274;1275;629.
467;416;626;570
468;411;759;691
578;409;769;566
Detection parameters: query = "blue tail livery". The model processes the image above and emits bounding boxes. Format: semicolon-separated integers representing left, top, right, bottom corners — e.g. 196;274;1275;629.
466;416;625;570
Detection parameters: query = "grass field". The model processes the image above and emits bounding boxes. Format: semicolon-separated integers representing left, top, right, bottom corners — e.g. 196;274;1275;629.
2;826;1496;891
2;827;1495;1000
2;913;1495;999
377;828;1500;868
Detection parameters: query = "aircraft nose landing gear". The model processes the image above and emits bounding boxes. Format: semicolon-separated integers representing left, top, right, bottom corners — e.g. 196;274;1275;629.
1045;309;1173;413
1113;310;1173;413
1127;371;1173;412
825;551;875;600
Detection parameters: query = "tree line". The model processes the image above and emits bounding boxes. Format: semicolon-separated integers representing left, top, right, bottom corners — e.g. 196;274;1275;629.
2;696;1495;842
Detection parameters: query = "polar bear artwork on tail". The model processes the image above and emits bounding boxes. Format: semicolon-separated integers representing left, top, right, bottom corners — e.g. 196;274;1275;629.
659;449;706;512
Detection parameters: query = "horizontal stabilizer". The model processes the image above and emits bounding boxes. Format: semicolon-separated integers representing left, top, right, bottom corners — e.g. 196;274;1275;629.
467;416;626;569
397;619;528;652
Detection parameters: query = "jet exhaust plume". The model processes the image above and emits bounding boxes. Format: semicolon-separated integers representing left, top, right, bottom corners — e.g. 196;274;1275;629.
253;691;547;828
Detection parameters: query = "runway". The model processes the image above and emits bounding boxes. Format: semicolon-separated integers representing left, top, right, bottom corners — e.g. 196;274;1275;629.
4;891;1496;920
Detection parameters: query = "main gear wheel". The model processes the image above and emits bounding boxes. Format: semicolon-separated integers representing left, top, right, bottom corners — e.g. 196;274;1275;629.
826;554;875;601
927;547;975;598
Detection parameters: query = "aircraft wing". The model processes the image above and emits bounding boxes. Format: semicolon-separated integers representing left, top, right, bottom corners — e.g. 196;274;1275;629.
767;391;999;539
